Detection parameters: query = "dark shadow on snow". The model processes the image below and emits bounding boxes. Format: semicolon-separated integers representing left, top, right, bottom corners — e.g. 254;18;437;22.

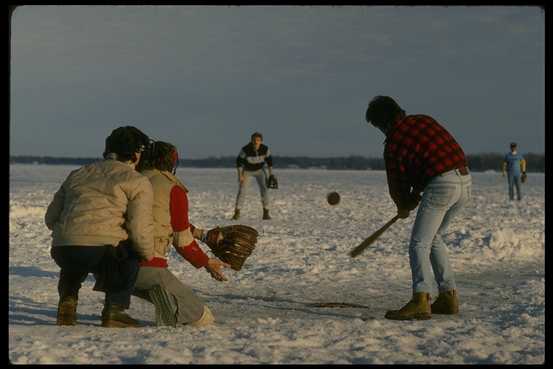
9;295;99;326
9;266;58;279
195;291;366;320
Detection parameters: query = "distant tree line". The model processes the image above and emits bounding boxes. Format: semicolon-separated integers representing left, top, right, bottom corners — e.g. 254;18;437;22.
10;153;545;172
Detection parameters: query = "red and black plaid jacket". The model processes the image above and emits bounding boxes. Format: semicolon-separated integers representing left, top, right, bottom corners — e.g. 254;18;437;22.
384;114;468;208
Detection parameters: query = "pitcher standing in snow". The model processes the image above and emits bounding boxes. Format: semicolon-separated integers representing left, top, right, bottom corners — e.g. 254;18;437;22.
232;132;274;220
364;96;472;320
45;126;155;328
502;142;527;201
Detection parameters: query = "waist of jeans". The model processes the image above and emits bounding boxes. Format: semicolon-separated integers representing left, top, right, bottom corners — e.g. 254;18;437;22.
437;166;470;177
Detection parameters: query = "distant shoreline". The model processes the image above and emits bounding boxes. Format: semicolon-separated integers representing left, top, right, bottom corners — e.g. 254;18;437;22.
9;153;545;173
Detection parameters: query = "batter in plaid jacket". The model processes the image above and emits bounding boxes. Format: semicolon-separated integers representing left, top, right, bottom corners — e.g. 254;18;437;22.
365;95;472;321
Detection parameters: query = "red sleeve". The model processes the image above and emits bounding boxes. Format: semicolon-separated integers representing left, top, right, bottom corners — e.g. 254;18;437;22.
175;241;209;268
170;185;190;232
170;185;209;268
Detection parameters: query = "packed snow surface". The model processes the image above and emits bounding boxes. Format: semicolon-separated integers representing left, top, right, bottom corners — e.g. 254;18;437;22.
9;165;545;364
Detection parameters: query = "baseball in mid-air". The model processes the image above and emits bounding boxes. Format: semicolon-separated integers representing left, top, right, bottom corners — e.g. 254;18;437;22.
327;191;340;206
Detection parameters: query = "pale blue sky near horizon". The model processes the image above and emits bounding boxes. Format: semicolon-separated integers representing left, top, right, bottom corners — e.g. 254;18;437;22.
10;5;545;158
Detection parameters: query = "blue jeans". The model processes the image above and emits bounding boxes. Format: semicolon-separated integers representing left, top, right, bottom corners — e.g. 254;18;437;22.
51;243;139;309
507;174;522;201
409;169;472;294
235;169;270;209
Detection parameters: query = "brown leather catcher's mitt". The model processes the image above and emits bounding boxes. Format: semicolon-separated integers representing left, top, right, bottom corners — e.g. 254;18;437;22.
204;225;259;271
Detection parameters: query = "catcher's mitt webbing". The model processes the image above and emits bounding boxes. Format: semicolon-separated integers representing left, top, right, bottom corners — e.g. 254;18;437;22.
148;285;177;327
208;225;259;271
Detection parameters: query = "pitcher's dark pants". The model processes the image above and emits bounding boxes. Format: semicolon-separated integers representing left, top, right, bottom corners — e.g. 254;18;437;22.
51;243;139;308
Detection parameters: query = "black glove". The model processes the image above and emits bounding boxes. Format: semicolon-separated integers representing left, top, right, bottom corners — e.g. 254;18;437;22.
521;173;527;183
403;192;421;211
266;174;278;189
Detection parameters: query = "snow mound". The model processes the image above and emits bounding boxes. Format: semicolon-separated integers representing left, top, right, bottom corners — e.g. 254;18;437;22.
481;228;543;260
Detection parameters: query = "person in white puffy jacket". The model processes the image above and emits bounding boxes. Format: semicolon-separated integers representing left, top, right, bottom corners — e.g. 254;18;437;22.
45;126;155;328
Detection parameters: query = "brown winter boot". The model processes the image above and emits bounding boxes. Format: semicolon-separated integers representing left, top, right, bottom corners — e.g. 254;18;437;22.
385;292;432;320
101;304;142;328
262;208;271;220
232;209;240;220
431;289;459;314
56;296;78;326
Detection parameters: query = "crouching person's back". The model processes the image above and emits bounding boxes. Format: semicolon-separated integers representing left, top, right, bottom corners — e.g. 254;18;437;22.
45;126;155;328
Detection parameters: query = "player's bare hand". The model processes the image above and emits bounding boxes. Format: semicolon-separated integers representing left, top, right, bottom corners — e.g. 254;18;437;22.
205;258;230;281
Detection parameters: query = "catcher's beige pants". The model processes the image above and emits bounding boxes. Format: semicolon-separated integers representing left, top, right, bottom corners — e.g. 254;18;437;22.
133;266;209;326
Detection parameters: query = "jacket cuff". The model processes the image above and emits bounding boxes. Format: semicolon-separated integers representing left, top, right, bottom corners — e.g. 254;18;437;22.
176;241;209;268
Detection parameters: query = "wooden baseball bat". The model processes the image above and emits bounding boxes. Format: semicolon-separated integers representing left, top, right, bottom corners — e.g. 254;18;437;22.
349;214;400;258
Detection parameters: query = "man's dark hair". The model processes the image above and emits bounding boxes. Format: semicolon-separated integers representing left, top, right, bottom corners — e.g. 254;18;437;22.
510;142;518;148
104;126;150;162
251;132;263;141
138;141;178;173
365;96;405;130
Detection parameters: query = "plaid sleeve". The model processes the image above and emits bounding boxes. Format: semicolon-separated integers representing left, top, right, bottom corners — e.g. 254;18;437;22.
384;146;412;208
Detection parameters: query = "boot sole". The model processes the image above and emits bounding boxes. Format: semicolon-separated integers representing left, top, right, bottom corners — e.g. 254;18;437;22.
385;312;432;320
431;310;459;315
101;320;142;328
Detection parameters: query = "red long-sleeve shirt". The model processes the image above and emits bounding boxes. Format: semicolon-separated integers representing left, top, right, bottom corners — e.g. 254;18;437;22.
170;186;209;268
140;185;209;268
384;114;468;207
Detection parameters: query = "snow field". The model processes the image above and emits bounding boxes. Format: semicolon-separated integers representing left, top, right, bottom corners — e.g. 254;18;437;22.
9;165;545;364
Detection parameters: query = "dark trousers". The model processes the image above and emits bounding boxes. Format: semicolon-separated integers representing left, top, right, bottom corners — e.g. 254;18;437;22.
51;243;139;309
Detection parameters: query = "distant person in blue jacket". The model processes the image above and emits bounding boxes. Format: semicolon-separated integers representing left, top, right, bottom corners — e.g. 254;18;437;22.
502;142;527;201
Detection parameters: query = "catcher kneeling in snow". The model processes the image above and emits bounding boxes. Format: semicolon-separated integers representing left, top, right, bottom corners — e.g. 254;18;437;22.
134;141;259;327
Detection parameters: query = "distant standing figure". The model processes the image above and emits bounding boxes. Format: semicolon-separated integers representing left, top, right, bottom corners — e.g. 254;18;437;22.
502;142;526;201
232;132;274;220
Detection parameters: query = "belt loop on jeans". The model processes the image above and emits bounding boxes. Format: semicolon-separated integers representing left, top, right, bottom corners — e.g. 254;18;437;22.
438;166;469;177
457;166;469;176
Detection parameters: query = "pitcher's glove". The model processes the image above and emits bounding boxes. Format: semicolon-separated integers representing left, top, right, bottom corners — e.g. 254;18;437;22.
266;175;278;189
521;173;527;183
202;225;259;271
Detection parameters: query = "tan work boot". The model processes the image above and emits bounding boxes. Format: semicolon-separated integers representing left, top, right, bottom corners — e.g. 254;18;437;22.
101;304;142;328
232;209;240;220
385;292;432;320
431;289;459;314
56;296;78;326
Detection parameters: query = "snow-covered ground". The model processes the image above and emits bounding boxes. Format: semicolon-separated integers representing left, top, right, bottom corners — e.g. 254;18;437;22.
9;164;545;364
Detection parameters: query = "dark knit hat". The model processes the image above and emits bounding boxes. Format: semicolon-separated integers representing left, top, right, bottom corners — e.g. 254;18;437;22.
104;126;150;159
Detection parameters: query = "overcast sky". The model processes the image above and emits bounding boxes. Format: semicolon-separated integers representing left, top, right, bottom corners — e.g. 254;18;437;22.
10;5;544;158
